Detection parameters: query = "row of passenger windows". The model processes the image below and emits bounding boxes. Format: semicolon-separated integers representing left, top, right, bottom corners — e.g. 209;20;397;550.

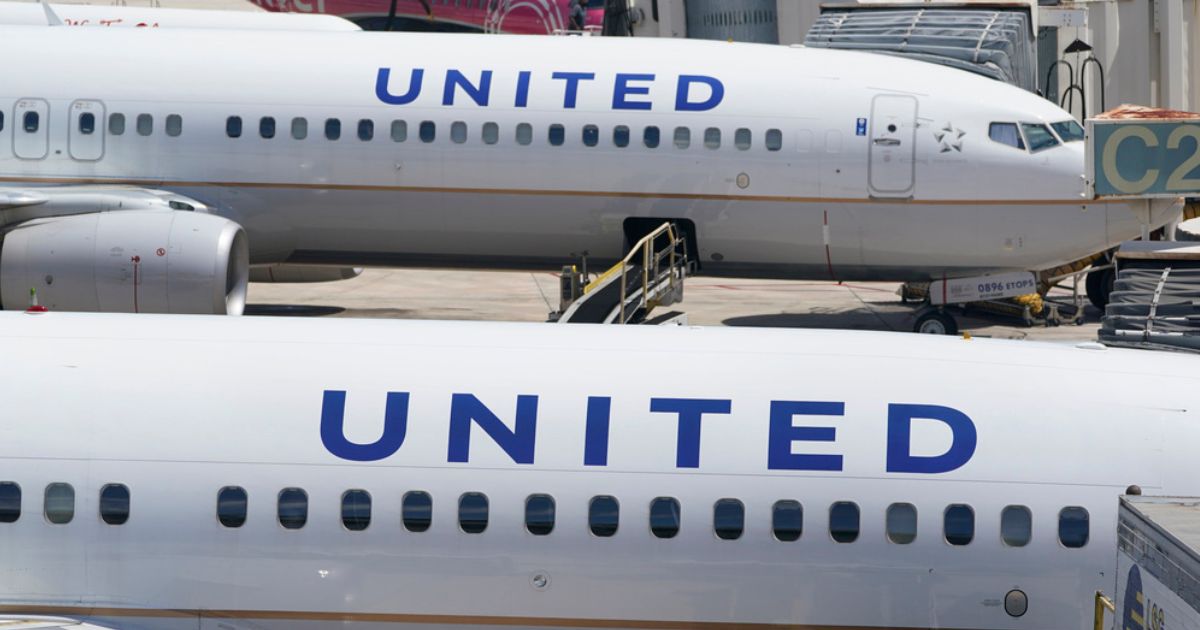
225;116;786;151
0;482;1090;547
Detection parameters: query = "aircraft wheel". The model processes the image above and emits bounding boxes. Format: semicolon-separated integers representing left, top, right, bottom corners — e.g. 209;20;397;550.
1085;268;1115;310
913;309;959;335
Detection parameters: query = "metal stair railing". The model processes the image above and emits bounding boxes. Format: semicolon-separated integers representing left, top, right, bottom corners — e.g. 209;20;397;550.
559;222;686;324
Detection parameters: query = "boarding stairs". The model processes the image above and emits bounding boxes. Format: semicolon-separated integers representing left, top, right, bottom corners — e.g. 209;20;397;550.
553;222;687;324
1099;244;1200;352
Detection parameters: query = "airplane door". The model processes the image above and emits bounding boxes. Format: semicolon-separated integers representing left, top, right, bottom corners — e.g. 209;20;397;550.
68;100;105;161
13;99;49;160
868;94;917;198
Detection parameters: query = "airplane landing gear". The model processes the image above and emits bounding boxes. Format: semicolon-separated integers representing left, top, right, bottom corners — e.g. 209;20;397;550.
1085;266;1115;310
913;307;959;335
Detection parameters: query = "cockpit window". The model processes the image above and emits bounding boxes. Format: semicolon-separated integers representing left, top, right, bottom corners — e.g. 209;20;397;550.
1051;120;1085;143
988;123;1024;150
1021;123;1060;152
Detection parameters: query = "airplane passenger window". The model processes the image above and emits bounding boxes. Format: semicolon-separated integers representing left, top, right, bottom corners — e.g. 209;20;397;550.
704;127;721;150
886;503;917;544
341;489;371;531
589;495;619;537
217;486;247;528
943;504;974;546
225;116;242;139
613;125;630;148
79;113;95;135
109;113;125;136
44;483;74;525
515;123;532;146
458;492;488;534
0;482;20;523
136;114;153;137
673;127;690;149
1058;507;1089;548
165;114;182;138
0;111;4;133
1021;123;1060;153
548;124;565;147
1000;505;1031;547
582;124;599;147
325;118;341;141
713;498;744;540
277;488;308;530
525;494;555;536
772;500;802;541
390;120;407;142
260;116;276;139
649;497;680;539
734;128;751;150
402;491;432;532
22;111;38;133
829;501;859;543
988;123;1024;150
100;484;130;525
291;117;308;140
765;129;783;151
358;119;375;142
643;126;660;149
419;121;435;143
451;121;467;144
1051;120;1085;142
482;122;499;145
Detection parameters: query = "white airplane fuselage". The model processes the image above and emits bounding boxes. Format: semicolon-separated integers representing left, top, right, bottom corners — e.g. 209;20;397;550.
0;27;1178;283
0;313;1197;629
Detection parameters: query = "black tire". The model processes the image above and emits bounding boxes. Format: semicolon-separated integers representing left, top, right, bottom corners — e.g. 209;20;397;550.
1085;268;1115;310
913;310;959;335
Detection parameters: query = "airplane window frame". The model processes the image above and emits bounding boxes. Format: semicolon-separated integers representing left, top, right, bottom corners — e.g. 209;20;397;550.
325;118;342;141
79;112;96;136
1000;505;1032;547
548;124;566;147
357;119;375;142
613;125;630;148
99;483;130;526
109;113;125;136
0;110;4;133
481;122;499;145
516;122;533;146
419;120;436;144
734;128;752;150
136;114;153;137
673;126;690;150
525;494;556;536
0;482;20;523
216;486;248;529
291;117;308;140
765;128;783;151
1051;120;1085;143
44;482;74;525
704;127;721;150
277;487;308;530
225;116;242;139
1021;122;1061;153
988;122;1025;151
402;490;432;532
588;495;619;537
649;496;681;539
943;504;975;546
582;124;600;147
885;502;918;544
829;501;859;543
259;116;277;140
451;121;468;144
713;498;744;541
772;500;802;542
390;120;407;143
341;489;372;532
643;125;660;149
458;492;489;534
22;111;39;134
165;114;182;138
1058;506;1090;548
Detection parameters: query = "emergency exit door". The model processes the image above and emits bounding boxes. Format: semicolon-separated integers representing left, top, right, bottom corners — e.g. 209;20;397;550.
868;94;917;198
13;99;49;160
69;100;105;161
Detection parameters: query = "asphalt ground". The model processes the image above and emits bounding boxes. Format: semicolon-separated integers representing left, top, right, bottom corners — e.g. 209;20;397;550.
245;268;1105;342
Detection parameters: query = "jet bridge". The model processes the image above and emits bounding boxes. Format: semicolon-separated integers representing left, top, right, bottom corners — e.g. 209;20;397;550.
552;222;687;324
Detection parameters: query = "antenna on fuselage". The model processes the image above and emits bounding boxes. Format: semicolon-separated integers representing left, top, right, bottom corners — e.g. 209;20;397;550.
40;0;64;27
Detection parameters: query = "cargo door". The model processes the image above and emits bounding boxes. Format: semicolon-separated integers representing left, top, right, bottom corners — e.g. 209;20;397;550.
68;100;105;161
13;99;49;160
868;94;917;198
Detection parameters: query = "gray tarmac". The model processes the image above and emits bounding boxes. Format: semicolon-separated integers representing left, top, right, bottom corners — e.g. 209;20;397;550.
246;268;1104;342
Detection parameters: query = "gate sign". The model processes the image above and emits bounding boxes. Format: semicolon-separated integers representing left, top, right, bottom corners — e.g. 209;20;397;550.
1089;119;1200;198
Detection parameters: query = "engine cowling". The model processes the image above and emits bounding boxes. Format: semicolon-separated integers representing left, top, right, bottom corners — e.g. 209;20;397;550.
1;210;249;315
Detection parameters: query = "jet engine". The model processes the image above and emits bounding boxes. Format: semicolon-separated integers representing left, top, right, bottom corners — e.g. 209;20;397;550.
0;210;249;315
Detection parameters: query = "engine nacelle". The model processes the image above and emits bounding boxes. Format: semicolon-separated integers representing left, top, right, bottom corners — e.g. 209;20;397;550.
1;210;249;315
249;264;363;283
